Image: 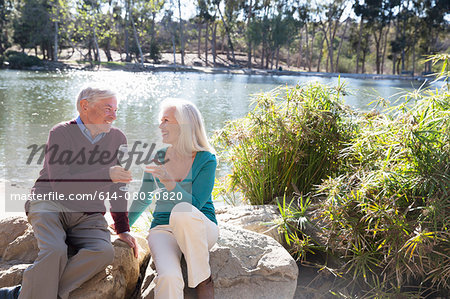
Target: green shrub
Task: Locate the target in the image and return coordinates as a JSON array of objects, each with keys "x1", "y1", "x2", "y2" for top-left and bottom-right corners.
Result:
[
  {"x1": 336, "y1": 56, "x2": 354, "y2": 74},
  {"x1": 213, "y1": 81, "x2": 355, "y2": 205},
  {"x1": 215, "y1": 54, "x2": 449, "y2": 297},
  {"x1": 5, "y1": 50, "x2": 42, "y2": 69},
  {"x1": 149, "y1": 43, "x2": 162, "y2": 63},
  {"x1": 314, "y1": 78, "x2": 449, "y2": 296}
]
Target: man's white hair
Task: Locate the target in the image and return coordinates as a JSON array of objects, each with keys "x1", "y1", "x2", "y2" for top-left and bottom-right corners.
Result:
[
  {"x1": 76, "y1": 86, "x2": 116, "y2": 112},
  {"x1": 159, "y1": 98, "x2": 215, "y2": 156}
]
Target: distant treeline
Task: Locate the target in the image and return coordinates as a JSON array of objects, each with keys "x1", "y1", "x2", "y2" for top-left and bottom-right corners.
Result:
[{"x1": 0, "y1": 0, "x2": 449, "y2": 74}]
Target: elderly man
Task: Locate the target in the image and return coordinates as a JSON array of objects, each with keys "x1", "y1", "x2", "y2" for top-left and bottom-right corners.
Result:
[{"x1": 0, "y1": 86, "x2": 138, "y2": 299}]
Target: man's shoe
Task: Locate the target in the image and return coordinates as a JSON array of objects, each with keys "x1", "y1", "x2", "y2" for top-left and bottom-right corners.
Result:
[
  {"x1": 0, "y1": 285, "x2": 21, "y2": 299},
  {"x1": 196, "y1": 276, "x2": 214, "y2": 299}
]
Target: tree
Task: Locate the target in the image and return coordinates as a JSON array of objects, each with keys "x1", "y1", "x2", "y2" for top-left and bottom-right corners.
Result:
[
  {"x1": 13, "y1": 0, "x2": 54, "y2": 59},
  {"x1": 295, "y1": 3, "x2": 309, "y2": 69},
  {"x1": 317, "y1": 0, "x2": 348, "y2": 73},
  {"x1": 0, "y1": 0, "x2": 13, "y2": 55},
  {"x1": 354, "y1": 0, "x2": 401, "y2": 74},
  {"x1": 335, "y1": 17, "x2": 350, "y2": 71},
  {"x1": 215, "y1": 0, "x2": 238, "y2": 64},
  {"x1": 417, "y1": 0, "x2": 449, "y2": 73},
  {"x1": 177, "y1": 0, "x2": 184, "y2": 65}
]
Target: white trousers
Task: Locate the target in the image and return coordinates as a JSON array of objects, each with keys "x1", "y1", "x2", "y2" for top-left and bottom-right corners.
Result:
[{"x1": 147, "y1": 202, "x2": 219, "y2": 299}]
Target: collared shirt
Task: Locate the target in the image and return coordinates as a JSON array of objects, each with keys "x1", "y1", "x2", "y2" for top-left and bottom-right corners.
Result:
[{"x1": 76, "y1": 116, "x2": 106, "y2": 144}]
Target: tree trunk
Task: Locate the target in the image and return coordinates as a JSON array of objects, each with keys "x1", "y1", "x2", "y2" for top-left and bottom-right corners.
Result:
[
  {"x1": 298, "y1": 30, "x2": 303, "y2": 69},
  {"x1": 309, "y1": 26, "x2": 315, "y2": 72},
  {"x1": 362, "y1": 50, "x2": 367, "y2": 73},
  {"x1": 412, "y1": 39, "x2": 415, "y2": 77},
  {"x1": 275, "y1": 47, "x2": 280, "y2": 69},
  {"x1": 247, "y1": 0, "x2": 253, "y2": 68},
  {"x1": 212, "y1": 22, "x2": 217, "y2": 67},
  {"x1": 305, "y1": 23, "x2": 309, "y2": 71},
  {"x1": 48, "y1": 43, "x2": 54, "y2": 61},
  {"x1": 217, "y1": 4, "x2": 236, "y2": 64},
  {"x1": 317, "y1": 37, "x2": 324, "y2": 72},
  {"x1": 327, "y1": 27, "x2": 334, "y2": 73},
  {"x1": 197, "y1": 23, "x2": 201, "y2": 58},
  {"x1": 392, "y1": 53, "x2": 396, "y2": 75},
  {"x1": 130, "y1": 11, "x2": 144, "y2": 66},
  {"x1": 287, "y1": 43, "x2": 290, "y2": 68},
  {"x1": 205, "y1": 22, "x2": 208, "y2": 65},
  {"x1": 41, "y1": 43, "x2": 46, "y2": 60},
  {"x1": 87, "y1": 44, "x2": 92, "y2": 63},
  {"x1": 261, "y1": 38, "x2": 265, "y2": 68},
  {"x1": 335, "y1": 18, "x2": 349, "y2": 73},
  {"x1": 172, "y1": 22, "x2": 176, "y2": 64},
  {"x1": 104, "y1": 40, "x2": 113, "y2": 62},
  {"x1": 151, "y1": 12, "x2": 156, "y2": 43},
  {"x1": 177, "y1": 0, "x2": 184, "y2": 65},
  {"x1": 124, "y1": 0, "x2": 131, "y2": 62},
  {"x1": 401, "y1": 11, "x2": 406, "y2": 72},
  {"x1": 373, "y1": 29, "x2": 382, "y2": 74},
  {"x1": 53, "y1": 21, "x2": 58, "y2": 62},
  {"x1": 93, "y1": 26, "x2": 100, "y2": 63},
  {"x1": 381, "y1": 21, "x2": 390, "y2": 74},
  {"x1": 247, "y1": 42, "x2": 252, "y2": 68},
  {"x1": 355, "y1": 17, "x2": 363, "y2": 73}
]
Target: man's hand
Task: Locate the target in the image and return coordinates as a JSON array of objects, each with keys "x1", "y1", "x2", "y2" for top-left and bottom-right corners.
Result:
[
  {"x1": 109, "y1": 166, "x2": 132, "y2": 183},
  {"x1": 118, "y1": 232, "x2": 139, "y2": 258}
]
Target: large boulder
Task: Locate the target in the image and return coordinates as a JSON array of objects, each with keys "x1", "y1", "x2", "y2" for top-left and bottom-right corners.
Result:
[
  {"x1": 0, "y1": 217, "x2": 38, "y2": 263},
  {"x1": 140, "y1": 223, "x2": 298, "y2": 299},
  {"x1": 0, "y1": 216, "x2": 150, "y2": 299},
  {"x1": 215, "y1": 205, "x2": 283, "y2": 243}
]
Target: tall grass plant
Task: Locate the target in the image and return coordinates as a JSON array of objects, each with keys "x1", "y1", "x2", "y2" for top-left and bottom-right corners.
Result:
[
  {"x1": 314, "y1": 58, "x2": 449, "y2": 296},
  {"x1": 214, "y1": 55, "x2": 449, "y2": 297},
  {"x1": 213, "y1": 81, "x2": 354, "y2": 205}
]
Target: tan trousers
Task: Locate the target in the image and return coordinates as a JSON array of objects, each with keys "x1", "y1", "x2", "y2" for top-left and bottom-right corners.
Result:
[
  {"x1": 148, "y1": 202, "x2": 219, "y2": 299},
  {"x1": 19, "y1": 201, "x2": 114, "y2": 299}
]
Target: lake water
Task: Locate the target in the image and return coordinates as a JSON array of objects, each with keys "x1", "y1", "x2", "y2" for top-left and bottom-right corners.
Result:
[{"x1": 0, "y1": 69, "x2": 440, "y2": 206}]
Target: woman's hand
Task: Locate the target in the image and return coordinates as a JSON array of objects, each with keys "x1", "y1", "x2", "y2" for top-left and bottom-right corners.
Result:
[{"x1": 144, "y1": 165, "x2": 176, "y2": 191}]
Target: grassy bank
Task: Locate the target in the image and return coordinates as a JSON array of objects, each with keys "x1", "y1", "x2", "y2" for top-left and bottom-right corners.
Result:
[{"x1": 213, "y1": 55, "x2": 449, "y2": 297}]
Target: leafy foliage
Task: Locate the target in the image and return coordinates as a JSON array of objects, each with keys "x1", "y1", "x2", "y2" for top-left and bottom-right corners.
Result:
[
  {"x1": 213, "y1": 81, "x2": 354, "y2": 205},
  {"x1": 216, "y1": 54, "x2": 450, "y2": 297},
  {"x1": 5, "y1": 50, "x2": 42, "y2": 69}
]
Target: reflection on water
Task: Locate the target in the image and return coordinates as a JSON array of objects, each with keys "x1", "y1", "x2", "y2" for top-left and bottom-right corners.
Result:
[{"x1": 0, "y1": 69, "x2": 440, "y2": 191}]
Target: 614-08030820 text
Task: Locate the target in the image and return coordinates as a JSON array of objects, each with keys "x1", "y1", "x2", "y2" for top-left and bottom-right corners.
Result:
[{"x1": 9, "y1": 191, "x2": 184, "y2": 201}]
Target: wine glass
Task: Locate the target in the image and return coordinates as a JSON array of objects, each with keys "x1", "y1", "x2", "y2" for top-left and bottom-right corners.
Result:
[
  {"x1": 143, "y1": 155, "x2": 166, "y2": 195},
  {"x1": 151, "y1": 173, "x2": 166, "y2": 194},
  {"x1": 118, "y1": 143, "x2": 129, "y2": 192}
]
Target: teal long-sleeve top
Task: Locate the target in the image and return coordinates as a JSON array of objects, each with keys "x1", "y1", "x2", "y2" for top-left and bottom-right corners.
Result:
[{"x1": 128, "y1": 149, "x2": 218, "y2": 228}]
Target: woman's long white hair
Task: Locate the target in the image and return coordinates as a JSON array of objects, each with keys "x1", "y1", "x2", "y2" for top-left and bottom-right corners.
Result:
[{"x1": 159, "y1": 98, "x2": 215, "y2": 156}]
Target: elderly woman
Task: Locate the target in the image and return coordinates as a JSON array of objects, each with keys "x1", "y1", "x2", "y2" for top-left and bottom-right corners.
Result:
[{"x1": 128, "y1": 99, "x2": 218, "y2": 299}]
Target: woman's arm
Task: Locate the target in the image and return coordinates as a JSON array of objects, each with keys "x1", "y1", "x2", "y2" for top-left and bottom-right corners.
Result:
[
  {"x1": 128, "y1": 172, "x2": 156, "y2": 227},
  {"x1": 171, "y1": 153, "x2": 217, "y2": 210}
]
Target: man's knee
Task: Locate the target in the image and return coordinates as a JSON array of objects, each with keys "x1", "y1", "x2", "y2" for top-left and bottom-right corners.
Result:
[
  {"x1": 91, "y1": 241, "x2": 114, "y2": 266},
  {"x1": 39, "y1": 242, "x2": 68, "y2": 260},
  {"x1": 82, "y1": 241, "x2": 114, "y2": 269}
]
